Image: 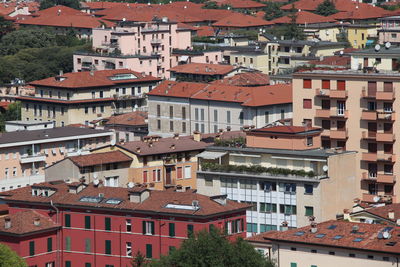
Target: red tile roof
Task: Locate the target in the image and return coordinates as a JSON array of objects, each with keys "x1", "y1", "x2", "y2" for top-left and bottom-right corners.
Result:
[
  {"x1": 309, "y1": 55, "x2": 350, "y2": 67},
  {"x1": 0, "y1": 210, "x2": 59, "y2": 236},
  {"x1": 195, "y1": 26, "x2": 215, "y2": 37},
  {"x1": 247, "y1": 220, "x2": 400, "y2": 254},
  {"x1": 213, "y1": 0, "x2": 266, "y2": 9},
  {"x1": 169, "y1": 63, "x2": 236, "y2": 75},
  {"x1": 84, "y1": 1, "x2": 128, "y2": 10},
  {"x1": 270, "y1": 11, "x2": 336, "y2": 24},
  {"x1": 19, "y1": 5, "x2": 114, "y2": 29},
  {"x1": 251, "y1": 125, "x2": 321, "y2": 134},
  {"x1": 352, "y1": 203, "x2": 400, "y2": 223},
  {"x1": 29, "y1": 69, "x2": 160, "y2": 89},
  {"x1": 2, "y1": 182, "x2": 250, "y2": 217},
  {"x1": 211, "y1": 72, "x2": 270, "y2": 86},
  {"x1": 212, "y1": 12, "x2": 272, "y2": 27},
  {"x1": 148, "y1": 81, "x2": 292, "y2": 107},
  {"x1": 105, "y1": 111, "x2": 147, "y2": 127},
  {"x1": 68, "y1": 150, "x2": 132, "y2": 167}
]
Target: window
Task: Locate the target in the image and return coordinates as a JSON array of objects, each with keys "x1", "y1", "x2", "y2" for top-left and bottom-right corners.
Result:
[
  {"x1": 157, "y1": 120, "x2": 161, "y2": 130},
  {"x1": 205, "y1": 177, "x2": 213, "y2": 187},
  {"x1": 329, "y1": 251, "x2": 335, "y2": 255},
  {"x1": 214, "y1": 110, "x2": 218, "y2": 122},
  {"x1": 85, "y1": 216, "x2": 91, "y2": 229},
  {"x1": 264, "y1": 111, "x2": 269, "y2": 124},
  {"x1": 65, "y1": 237, "x2": 71, "y2": 251},
  {"x1": 322, "y1": 80, "x2": 330, "y2": 89},
  {"x1": 126, "y1": 219, "x2": 132, "y2": 232},
  {"x1": 239, "y1": 112, "x2": 244, "y2": 125},
  {"x1": 182, "y1": 107, "x2": 186, "y2": 119},
  {"x1": 126, "y1": 242, "x2": 132, "y2": 257},
  {"x1": 260, "y1": 203, "x2": 277, "y2": 213},
  {"x1": 143, "y1": 221, "x2": 155, "y2": 235},
  {"x1": 29, "y1": 241, "x2": 39, "y2": 260},
  {"x1": 187, "y1": 224, "x2": 194, "y2": 237},
  {"x1": 303, "y1": 79, "x2": 312, "y2": 88},
  {"x1": 281, "y1": 109, "x2": 285, "y2": 119},
  {"x1": 349, "y1": 254, "x2": 355, "y2": 258},
  {"x1": 47, "y1": 237, "x2": 52, "y2": 252},
  {"x1": 99, "y1": 91, "x2": 103, "y2": 98},
  {"x1": 169, "y1": 121, "x2": 174, "y2": 132},
  {"x1": 65, "y1": 261, "x2": 71, "y2": 267},
  {"x1": 337, "y1": 80, "x2": 346, "y2": 90},
  {"x1": 169, "y1": 223, "x2": 175, "y2": 237},
  {"x1": 85, "y1": 106, "x2": 88, "y2": 114},
  {"x1": 247, "y1": 223, "x2": 258, "y2": 233},
  {"x1": 146, "y1": 244, "x2": 152, "y2": 258},
  {"x1": 157, "y1": 105, "x2": 161, "y2": 117},
  {"x1": 105, "y1": 240, "x2": 111, "y2": 255},
  {"x1": 305, "y1": 206, "x2": 314, "y2": 216},
  {"x1": 182, "y1": 122, "x2": 186, "y2": 133},
  {"x1": 143, "y1": 171, "x2": 148, "y2": 183},
  {"x1": 304, "y1": 184, "x2": 313, "y2": 194},
  {"x1": 303, "y1": 99, "x2": 312, "y2": 109},
  {"x1": 307, "y1": 137, "x2": 313, "y2": 146},
  {"x1": 280, "y1": 204, "x2": 297, "y2": 215},
  {"x1": 227, "y1": 111, "x2": 231, "y2": 124},
  {"x1": 195, "y1": 108, "x2": 199, "y2": 120},
  {"x1": 177, "y1": 167, "x2": 183, "y2": 179},
  {"x1": 91, "y1": 91, "x2": 95, "y2": 99},
  {"x1": 200, "y1": 109, "x2": 205, "y2": 121},
  {"x1": 184, "y1": 166, "x2": 191, "y2": 179},
  {"x1": 65, "y1": 214, "x2": 71, "y2": 227},
  {"x1": 105, "y1": 217, "x2": 111, "y2": 231},
  {"x1": 85, "y1": 238, "x2": 91, "y2": 253},
  {"x1": 290, "y1": 263, "x2": 297, "y2": 267},
  {"x1": 169, "y1": 106, "x2": 173, "y2": 118}
]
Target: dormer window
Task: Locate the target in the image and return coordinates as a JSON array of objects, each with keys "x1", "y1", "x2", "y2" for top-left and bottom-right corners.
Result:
[{"x1": 32, "y1": 189, "x2": 38, "y2": 196}]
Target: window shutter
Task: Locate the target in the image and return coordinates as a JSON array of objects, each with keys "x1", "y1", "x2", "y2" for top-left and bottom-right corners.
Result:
[
  {"x1": 85, "y1": 216, "x2": 91, "y2": 229},
  {"x1": 47, "y1": 237, "x2": 52, "y2": 252},
  {"x1": 146, "y1": 244, "x2": 152, "y2": 258},
  {"x1": 322, "y1": 80, "x2": 330, "y2": 89},
  {"x1": 303, "y1": 79, "x2": 312, "y2": 88},
  {"x1": 187, "y1": 224, "x2": 194, "y2": 237},
  {"x1": 151, "y1": 221, "x2": 155, "y2": 235},
  {"x1": 29, "y1": 241, "x2": 35, "y2": 256},
  {"x1": 241, "y1": 219, "x2": 244, "y2": 232},
  {"x1": 105, "y1": 217, "x2": 111, "y2": 231},
  {"x1": 65, "y1": 214, "x2": 71, "y2": 227},
  {"x1": 105, "y1": 240, "x2": 111, "y2": 255},
  {"x1": 142, "y1": 221, "x2": 146, "y2": 234},
  {"x1": 65, "y1": 261, "x2": 71, "y2": 267},
  {"x1": 224, "y1": 221, "x2": 228, "y2": 234},
  {"x1": 169, "y1": 223, "x2": 175, "y2": 237},
  {"x1": 303, "y1": 99, "x2": 312, "y2": 109},
  {"x1": 337, "y1": 80, "x2": 346, "y2": 91}
]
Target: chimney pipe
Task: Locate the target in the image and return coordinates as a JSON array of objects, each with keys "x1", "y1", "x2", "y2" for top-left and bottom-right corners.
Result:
[
  {"x1": 193, "y1": 131, "x2": 201, "y2": 142},
  {"x1": 4, "y1": 217, "x2": 11, "y2": 229},
  {"x1": 281, "y1": 221, "x2": 288, "y2": 231},
  {"x1": 33, "y1": 217, "x2": 40, "y2": 226},
  {"x1": 310, "y1": 222, "x2": 317, "y2": 233},
  {"x1": 388, "y1": 209, "x2": 395, "y2": 220}
]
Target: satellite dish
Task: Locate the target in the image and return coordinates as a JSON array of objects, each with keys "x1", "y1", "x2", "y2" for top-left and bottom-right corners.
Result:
[
  {"x1": 322, "y1": 165, "x2": 329, "y2": 172},
  {"x1": 385, "y1": 42, "x2": 391, "y2": 49},
  {"x1": 122, "y1": 18, "x2": 126, "y2": 22},
  {"x1": 375, "y1": 44, "x2": 381, "y2": 52},
  {"x1": 93, "y1": 179, "x2": 99, "y2": 186},
  {"x1": 373, "y1": 196, "x2": 380, "y2": 202},
  {"x1": 340, "y1": 50, "x2": 344, "y2": 55},
  {"x1": 128, "y1": 182, "x2": 134, "y2": 188},
  {"x1": 383, "y1": 231, "x2": 391, "y2": 239}
]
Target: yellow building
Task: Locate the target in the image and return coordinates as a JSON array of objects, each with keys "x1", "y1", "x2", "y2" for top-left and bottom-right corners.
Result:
[
  {"x1": 346, "y1": 24, "x2": 378, "y2": 49},
  {"x1": 18, "y1": 69, "x2": 161, "y2": 127}
]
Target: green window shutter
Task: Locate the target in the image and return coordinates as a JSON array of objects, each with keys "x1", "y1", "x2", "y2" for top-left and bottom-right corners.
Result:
[
  {"x1": 290, "y1": 263, "x2": 297, "y2": 267},
  {"x1": 105, "y1": 217, "x2": 111, "y2": 231},
  {"x1": 151, "y1": 221, "x2": 155, "y2": 235},
  {"x1": 85, "y1": 238, "x2": 91, "y2": 253},
  {"x1": 224, "y1": 221, "x2": 228, "y2": 234},
  {"x1": 85, "y1": 263, "x2": 91, "y2": 267},
  {"x1": 187, "y1": 224, "x2": 194, "y2": 237},
  {"x1": 169, "y1": 223, "x2": 175, "y2": 237},
  {"x1": 85, "y1": 216, "x2": 91, "y2": 229},
  {"x1": 146, "y1": 244, "x2": 153, "y2": 258},
  {"x1": 65, "y1": 261, "x2": 71, "y2": 267},
  {"x1": 65, "y1": 214, "x2": 71, "y2": 227},
  {"x1": 142, "y1": 221, "x2": 146, "y2": 234},
  {"x1": 65, "y1": 237, "x2": 71, "y2": 251},
  {"x1": 29, "y1": 241, "x2": 35, "y2": 256},
  {"x1": 47, "y1": 237, "x2": 52, "y2": 252},
  {"x1": 105, "y1": 240, "x2": 111, "y2": 255},
  {"x1": 305, "y1": 206, "x2": 314, "y2": 216}
]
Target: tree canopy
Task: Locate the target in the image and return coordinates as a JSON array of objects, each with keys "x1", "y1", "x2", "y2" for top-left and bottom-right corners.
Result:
[
  {"x1": 0, "y1": 243, "x2": 27, "y2": 267},
  {"x1": 315, "y1": 0, "x2": 338, "y2": 16},
  {"x1": 149, "y1": 229, "x2": 274, "y2": 267},
  {"x1": 263, "y1": 2, "x2": 286, "y2": 21},
  {"x1": 40, "y1": 0, "x2": 81, "y2": 10}
]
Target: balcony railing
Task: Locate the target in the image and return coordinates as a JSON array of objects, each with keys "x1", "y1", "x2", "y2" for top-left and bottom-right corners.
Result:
[
  {"x1": 315, "y1": 109, "x2": 348, "y2": 118},
  {"x1": 20, "y1": 154, "x2": 46, "y2": 164},
  {"x1": 377, "y1": 111, "x2": 396, "y2": 121},
  {"x1": 151, "y1": 39, "x2": 162, "y2": 45},
  {"x1": 113, "y1": 93, "x2": 145, "y2": 100},
  {"x1": 361, "y1": 152, "x2": 396, "y2": 162},
  {"x1": 362, "y1": 193, "x2": 394, "y2": 204},
  {"x1": 361, "y1": 110, "x2": 377, "y2": 120},
  {"x1": 315, "y1": 88, "x2": 347, "y2": 98},
  {"x1": 376, "y1": 132, "x2": 396, "y2": 142},
  {"x1": 322, "y1": 129, "x2": 348, "y2": 139},
  {"x1": 376, "y1": 91, "x2": 395, "y2": 101}
]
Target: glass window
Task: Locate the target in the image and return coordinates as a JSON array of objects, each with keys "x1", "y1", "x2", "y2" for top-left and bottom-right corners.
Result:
[
  {"x1": 305, "y1": 206, "x2": 314, "y2": 216},
  {"x1": 304, "y1": 184, "x2": 313, "y2": 194}
]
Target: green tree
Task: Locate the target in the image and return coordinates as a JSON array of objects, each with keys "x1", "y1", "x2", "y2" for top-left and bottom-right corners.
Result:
[
  {"x1": 131, "y1": 250, "x2": 149, "y2": 267},
  {"x1": 263, "y1": 2, "x2": 286, "y2": 21},
  {"x1": 282, "y1": 11, "x2": 305, "y2": 40},
  {"x1": 315, "y1": 0, "x2": 338, "y2": 16},
  {"x1": 0, "y1": 243, "x2": 27, "y2": 267},
  {"x1": 0, "y1": 16, "x2": 14, "y2": 38},
  {"x1": 151, "y1": 229, "x2": 274, "y2": 267},
  {"x1": 40, "y1": 0, "x2": 81, "y2": 10},
  {"x1": 0, "y1": 102, "x2": 22, "y2": 131}
]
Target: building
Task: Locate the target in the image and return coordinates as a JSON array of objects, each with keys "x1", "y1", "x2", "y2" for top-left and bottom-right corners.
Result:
[
  {"x1": 147, "y1": 81, "x2": 292, "y2": 137},
  {"x1": 5, "y1": 120, "x2": 55, "y2": 132},
  {"x1": 292, "y1": 69, "x2": 399, "y2": 203},
  {"x1": 350, "y1": 45, "x2": 400, "y2": 71},
  {"x1": 45, "y1": 150, "x2": 133, "y2": 187},
  {"x1": 0, "y1": 126, "x2": 113, "y2": 191},
  {"x1": 0, "y1": 181, "x2": 249, "y2": 265},
  {"x1": 248, "y1": 220, "x2": 400, "y2": 267},
  {"x1": 18, "y1": 69, "x2": 161, "y2": 127},
  {"x1": 101, "y1": 111, "x2": 148, "y2": 142},
  {"x1": 345, "y1": 201, "x2": 400, "y2": 225},
  {"x1": 379, "y1": 15, "x2": 400, "y2": 44},
  {"x1": 212, "y1": 12, "x2": 272, "y2": 32},
  {"x1": 196, "y1": 126, "x2": 357, "y2": 235},
  {"x1": 211, "y1": 71, "x2": 270, "y2": 86},
  {"x1": 346, "y1": 24, "x2": 377, "y2": 49},
  {"x1": 73, "y1": 19, "x2": 222, "y2": 79},
  {"x1": 169, "y1": 63, "x2": 240, "y2": 82}
]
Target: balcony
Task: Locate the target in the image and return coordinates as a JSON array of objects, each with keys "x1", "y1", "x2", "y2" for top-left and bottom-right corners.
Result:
[
  {"x1": 362, "y1": 131, "x2": 376, "y2": 140},
  {"x1": 362, "y1": 193, "x2": 394, "y2": 204},
  {"x1": 315, "y1": 109, "x2": 330, "y2": 118},
  {"x1": 362, "y1": 172, "x2": 396, "y2": 183},
  {"x1": 361, "y1": 152, "x2": 396, "y2": 162},
  {"x1": 20, "y1": 154, "x2": 46, "y2": 164},
  {"x1": 377, "y1": 111, "x2": 396, "y2": 121},
  {"x1": 376, "y1": 132, "x2": 396, "y2": 142},
  {"x1": 361, "y1": 110, "x2": 377, "y2": 120},
  {"x1": 315, "y1": 109, "x2": 348, "y2": 119},
  {"x1": 376, "y1": 91, "x2": 395, "y2": 101},
  {"x1": 113, "y1": 94, "x2": 145, "y2": 100},
  {"x1": 151, "y1": 39, "x2": 162, "y2": 45},
  {"x1": 322, "y1": 129, "x2": 348, "y2": 139},
  {"x1": 315, "y1": 88, "x2": 347, "y2": 98},
  {"x1": 361, "y1": 89, "x2": 376, "y2": 98}
]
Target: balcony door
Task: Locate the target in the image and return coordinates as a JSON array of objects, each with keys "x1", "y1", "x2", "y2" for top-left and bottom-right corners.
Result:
[
  {"x1": 337, "y1": 101, "x2": 345, "y2": 116},
  {"x1": 368, "y1": 123, "x2": 377, "y2": 138},
  {"x1": 165, "y1": 167, "x2": 172, "y2": 185}
]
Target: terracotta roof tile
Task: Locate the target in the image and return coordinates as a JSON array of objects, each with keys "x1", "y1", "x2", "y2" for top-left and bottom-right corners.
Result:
[
  {"x1": 105, "y1": 111, "x2": 147, "y2": 127},
  {"x1": 248, "y1": 220, "x2": 400, "y2": 254},
  {"x1": 251, "y1": 125, "x2": 321, "y2": 134},
  {"x1": 270, "y1": 11, "x2": 336, "y2": 24},
  {"x1": 353, "y1": 203, "x2": 400, "y2": 223},
  {"x1": 211, "y1": 72, "x2": 270, "y2": 86},
  {"x1": 213, "y1": 0, "x2": 266, "y2": 9},
  {"x1": 68, "y1": 150, "x2": 132, "y2": 167},
  {"x1": 195, "y1": 26, "x2": 215, "y2": 37},
  {"x1": 309, "y1": 55, "x2": 350, "y2": 67},
  {"x1": 29, "y1": 69, "x2": 160, "y2": 89},
  {"x1": 212, "y1": 12, "x2": 272, "y2": 27},
  {"x1": 169, "y1": 63, "x2": 236, "y2": 75}
]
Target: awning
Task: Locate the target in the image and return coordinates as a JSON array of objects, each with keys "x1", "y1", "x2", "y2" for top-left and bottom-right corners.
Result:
[
  {"x1": 178, "y1": 55, "x2": 189, "y2": 62},
  {"x1": 197, "y1": 151, "x2": 226, "y2": 160}
]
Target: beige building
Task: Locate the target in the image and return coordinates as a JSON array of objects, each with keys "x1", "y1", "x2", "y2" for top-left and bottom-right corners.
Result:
[
  {"x1": 18, "y1": 69, "x2": 161, "y2": 127},
  {"x1": 345, "y1": 201, "x2": 400, "y2": 225},
  {"x1": 350, "y1": 46, "x2": 400, "y2": 71},
  {"x1": 196, "y1": 126, "x2": 357, "y2": 235},
  {"x1": 248, "y1": 220, "x2": 400, "y2": 267},
  {"x1": 292, "y1": 70, "x2": 399, "y2": 203}
]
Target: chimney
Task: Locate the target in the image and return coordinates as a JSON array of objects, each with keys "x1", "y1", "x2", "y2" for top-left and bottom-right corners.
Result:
[
  {"x1": 310, "y1": 222, "x2": 317, "y2": 233},
  {"x1": 170, "y1": 144, "x2": 176, "y2": 150},
  {"x1": 33, "y1": 217, "x2": 40, "y2": 226},
  {"x1": 388, "y1": 209, "x2": 395, "y2": 220},
  {"x1": 59, "y1": 70, "x2": 63, "y2": 76},
  {"x1": 281, "y1": 221, "x2": 288, "y2": 231},
  {"x1": 193, "y1": 131, "x2": 201, "y2": 142},
  {"x1": 129, "y1": 189, "x2": 150, "y2": 203},
  {"x1": 136, "y1": 147, "x2": 141, "y2": 153},
  {"x1": 173, "y1": 133, "x2": 179, "y2": 140},
  {"x1": 4, "y1": 217, "x2": 11, "y2": 229},
  {"x1": 148, "y1": 141, "x2": 153, "y2": 147}
]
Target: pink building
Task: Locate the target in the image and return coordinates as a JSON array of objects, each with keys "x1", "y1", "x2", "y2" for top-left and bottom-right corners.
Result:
[
  {"x1": 73, "y1": 19, "x2": 223, "y2": 78},
  {"x1": 0, "y1": 127, "x2": 113, "y2": 191}
]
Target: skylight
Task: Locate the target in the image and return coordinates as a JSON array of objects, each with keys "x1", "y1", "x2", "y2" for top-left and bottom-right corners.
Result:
[
  {"x1": 353, "y1": 238, "x2": 363, "y2": 242},
  {"x1": 315, "y1": 234, "x2": 326, "y2": 238},
  {"x1": 327, "y1": 225, "x2": 337, "y2": 230},
  {"x1": 386, "y1": 241, "x2": 397, "y2": 246},
  {"x1": 109, "y1": 73, "x2": 137, "y2": 80},
  {"x1": 105, "y1": 198, "x2": 123, "y2": 205},
  {"x1": 294, "y1": 231, "x2": 305, "y2": 236},
  {"x1": 333, "y1": 235, "x2": 343, "y2": 240},
  {"x1": 164, "y1": 203, "x2": 200, "y2": 211},
  {"x1": 79, "y1": 196, "x2": 103, "y2": 203}
]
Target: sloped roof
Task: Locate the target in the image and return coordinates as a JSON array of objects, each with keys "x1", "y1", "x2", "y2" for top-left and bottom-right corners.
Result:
[
  {"x1": 169, "y1": 63, "x2": 236, "y2": 75},
  {"x1": 105, "y1": 111, "x2": 148, "y2": 126},
  {"x1": 68, "y1": 150, "x2": 132, "y2": 167},
  {"x1": 352, "y1": 203, "x2": 400, "y2": 223},
  {"x1": 196, "y1": 26, "x2": 215, "y2": 37},
  {"x1": 211, "y1": 72, "x2": 270, "y2": 86},
  {"x1": 270, "y1": 11, "x2": 336, "y2": 24},
  {"x1": 309, "y1": 55, "x2": 350, "y2": 67},
  {"x1": 29, "y1": 69, "x2": 160, "y2": 89},
  {"x1": 251, "y1": 125, "x2": 321, "y2": 134},
  {"x1": 212, "y1": 12, "x2": 272, "y2": 27},
  {"x1": 213, "y1": 0, "x2": 266, "y2": 9}
]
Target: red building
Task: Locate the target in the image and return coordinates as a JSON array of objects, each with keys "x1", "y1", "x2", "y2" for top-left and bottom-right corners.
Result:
[{"x1": 0, "y1": 181, "x2": 249, "y2": 267}]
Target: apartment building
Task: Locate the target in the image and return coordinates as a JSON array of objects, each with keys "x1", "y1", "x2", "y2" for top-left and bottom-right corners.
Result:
[
  {"x1": 0, "y1": 181, "x2": 248, "y2": 266},
  {"x1": 18, "y1": 69, "x2": 160, "y2": 127},
  {"x1": 350, "y1": 46, "x2": 400, "y2": 71},
  {"x1": 345, "y1": 201, "x2": 400, "y2": 225},
  {"x1": 102, "y1": 110, "x2": 148, "y2": 142},
  {"x1": 0, "y1": 127, "x2": 113, "y2": 191},
  {"x1": 379, "y1": 15, "x2": 400, "y2": 44},
  {"x1": 196, "y1": 126, "x2": 357, "y2": 235},
  {"x1": 73, "y1": 19, "x2": 222, "y2": 79},
  {"x1": 292, "y1": 70, "x2": 399, "y2": 204},
  {"x1": 248, "y1": 220, "x2": 400, "y2": 267},
  {"x1": 169, "y1": 63, "x2": 240, "y2": 82},
  {"x1": 147, "y1": 81, "x2": 292, "y2": 137},
  {"x1": 45, "y1": 150, "x2": 133, "y2": 187}
]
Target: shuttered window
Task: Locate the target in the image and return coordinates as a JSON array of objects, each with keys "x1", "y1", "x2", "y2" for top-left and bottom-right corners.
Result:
[
  {"x1": 169, "y1": 223, "x2": 176, "y2": 237},
  {"x1": 337, "y1": 80, "x2": 346, "y2": 91},
  {"x1": 177, "y1": 167, "x2": 183, "y2": 179},
  {"x1": 47, "y1": 237, "x2": 52, "y2": 252},
  {"x1": 187, "y1": 224, "x2": 194, "y2": 237},
  {"x1": 384, "y1": 82, "x2": 393, "y2": 92},
  {"x1": 105, "y1": 217, "x2": 111, "y2": 231},
  {"x1": 105, "y1": 240, "x2": 111, "y2": 255},
  {"x1": 303, "y1": 79, "x2": 312, "y2": 88},
  {"x1": 85, "y1": 216, "x2": 91, "y2": 229},
  {"x1": 65, "y1": 214, "x2": 71, "y2": 227},
  {"x1": 29, "y1": 241, "x2": 35, "y2": 256},
  {"x1": 322, "y1": 80, "x2": 330, "y2": 89},
  {"x1": 303, "y1": 99, "x2": 312, "y2": 109},
  {"x1": 146, "y1": 244, "x2": 153, "y2": 258}
]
